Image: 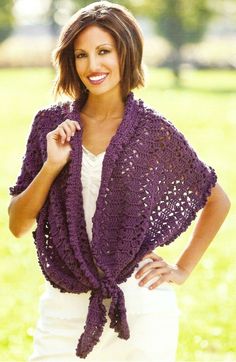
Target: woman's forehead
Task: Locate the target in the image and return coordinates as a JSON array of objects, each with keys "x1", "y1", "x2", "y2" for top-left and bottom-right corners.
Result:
[{"x1": 74, "y1": 25, "x2": 115, "y2": 49}]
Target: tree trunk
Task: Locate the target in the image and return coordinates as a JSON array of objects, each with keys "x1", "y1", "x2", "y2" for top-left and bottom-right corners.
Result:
[{"x1": 170, "y1": 47, "x2": 182, "y2": 81}]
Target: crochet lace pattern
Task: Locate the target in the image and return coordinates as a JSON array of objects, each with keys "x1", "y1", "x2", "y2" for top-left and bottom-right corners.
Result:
[{"x1": 9, "y1": 91, "x2": 217, "y2": 358}]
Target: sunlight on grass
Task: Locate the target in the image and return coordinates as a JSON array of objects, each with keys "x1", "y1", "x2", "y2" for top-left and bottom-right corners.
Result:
[{"x1": 1, "y1": 67, "x2": 235, "y2": 362}]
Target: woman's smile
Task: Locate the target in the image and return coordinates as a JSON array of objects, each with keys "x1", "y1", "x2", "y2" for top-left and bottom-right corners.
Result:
[{"x1": 87, "y1": 72, "x2": 109, "y2": 85}]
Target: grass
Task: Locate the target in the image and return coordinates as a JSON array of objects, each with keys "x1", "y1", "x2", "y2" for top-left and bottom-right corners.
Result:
[{"x1": 0, "y1": 67, "x2": 235, "y2": 362}]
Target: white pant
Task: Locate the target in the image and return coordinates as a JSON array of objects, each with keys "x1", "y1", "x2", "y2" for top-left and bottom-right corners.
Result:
[{"x1": 29, "y1": 260, "x2": 180, "y2": 362}]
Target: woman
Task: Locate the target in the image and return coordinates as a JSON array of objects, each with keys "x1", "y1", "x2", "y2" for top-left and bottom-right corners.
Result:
[{"x1": 8, "y1": 1, "x2": 230, "y2": 361}]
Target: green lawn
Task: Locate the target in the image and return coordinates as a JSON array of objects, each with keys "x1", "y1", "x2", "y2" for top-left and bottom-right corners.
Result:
[{"x1": 1, "y1": 67, "x2": 235, "y2": 362}]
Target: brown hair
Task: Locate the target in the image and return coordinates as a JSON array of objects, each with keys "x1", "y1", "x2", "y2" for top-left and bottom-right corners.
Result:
[{"x1": 51, "y1": 0, "x2": 145, "y2": 102}]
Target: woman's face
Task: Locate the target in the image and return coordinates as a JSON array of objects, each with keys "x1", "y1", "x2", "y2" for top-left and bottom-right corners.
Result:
[{"x1": 74, "y1": 25, "x2": 121, "y2": 98}]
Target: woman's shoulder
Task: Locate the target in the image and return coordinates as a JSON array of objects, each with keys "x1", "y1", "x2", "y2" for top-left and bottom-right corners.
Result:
[
  {"x1": 137, "y1": 97, "x2": 191, "y2": 148},
  {"x1": 31, "y1": 100, "x2": 74, "y2": 131},
  {"x1": 34, "y1": 100, "x2": 73, "y2": 120},
  {"x1": 138, "y1": 98, "x2": 177, "y2": 132}
]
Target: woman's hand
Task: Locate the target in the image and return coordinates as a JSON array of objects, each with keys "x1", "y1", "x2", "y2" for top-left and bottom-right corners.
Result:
[
  {"x1": 46, "y1": 119, "x2": 81, "y2": 169},
  {"x1": 135, "y1": 252, "x2": 190, "y2": 290}
]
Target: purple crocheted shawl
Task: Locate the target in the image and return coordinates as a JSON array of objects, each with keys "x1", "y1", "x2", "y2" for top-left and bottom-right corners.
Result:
[{"x1": 10, "y1": 91, "x2": 217, "y2": 358}]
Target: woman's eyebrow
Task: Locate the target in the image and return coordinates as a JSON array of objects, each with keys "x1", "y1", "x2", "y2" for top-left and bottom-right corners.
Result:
[{"x1": 74, "y1": 43, "x2": 113, "y2": 51}]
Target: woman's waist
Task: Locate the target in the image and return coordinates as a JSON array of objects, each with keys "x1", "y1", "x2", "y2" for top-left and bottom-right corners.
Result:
[{"x1": 39, "y1": 259, "x2": 179, "y2": 319}]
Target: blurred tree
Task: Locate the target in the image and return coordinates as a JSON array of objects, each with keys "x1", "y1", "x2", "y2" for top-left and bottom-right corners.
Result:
[
  {"x1": 0, "y1": 0, "x2": 14, "y2": 43},
  {"x1": 46, "y1": 0, "x2": 76, "y2": 36},
  {"x1": 48, "y1": 0, "x2": 60, "y2": 36},
  {"x1": 152, "y1": 0, "x2": 213, "y2": 78}
]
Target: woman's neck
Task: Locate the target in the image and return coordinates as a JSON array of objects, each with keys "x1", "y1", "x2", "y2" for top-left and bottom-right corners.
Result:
[{"x1": 81, "y1": 90, "x2": 125, "y2": 124}]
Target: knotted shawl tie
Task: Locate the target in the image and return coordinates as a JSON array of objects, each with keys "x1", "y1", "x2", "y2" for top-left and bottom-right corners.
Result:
[{"x1": 76, "y1": 276, "x2": 130, "y2": 358}]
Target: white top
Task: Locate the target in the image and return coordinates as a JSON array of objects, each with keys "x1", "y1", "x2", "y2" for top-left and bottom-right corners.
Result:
[{"x1": 40, "y1": 145, "x2": 179, "y2": 319}]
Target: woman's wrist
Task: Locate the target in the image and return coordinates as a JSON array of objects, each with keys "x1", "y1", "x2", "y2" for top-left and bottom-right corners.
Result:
[
  {"x1": 43, "y1": 159, "x2": 66, "y2": 175},
  {"x1": 168, "y1": 264, "x2": 190, "y2": 285}
]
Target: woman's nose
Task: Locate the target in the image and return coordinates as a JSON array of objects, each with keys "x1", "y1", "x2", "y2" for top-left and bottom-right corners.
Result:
[{"x1": 87, "y1": 54, "x2": 100, "y2": 73}]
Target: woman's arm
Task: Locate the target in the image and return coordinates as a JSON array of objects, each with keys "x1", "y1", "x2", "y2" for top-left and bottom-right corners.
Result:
[
  {"x1": 174, "y1": 182, "x2": 231, "y2": 278},
  {"x1": 8, "y1": 119, "x2": 81, "y2": 238},
  {"x1": 135, "y1": 182, "x2": 231, "y2": 288},
  {"x1": 8, "y1": 161, "x2": 64, "y2": 238}
]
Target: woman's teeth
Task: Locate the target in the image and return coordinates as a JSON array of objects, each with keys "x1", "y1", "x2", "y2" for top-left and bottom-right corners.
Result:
[
  {"x1": 88, "y1": 74, "x2": 108, "y2": 84},
  {"x1": 89, "y1": 75, "x2": 106, "y2": 81}
]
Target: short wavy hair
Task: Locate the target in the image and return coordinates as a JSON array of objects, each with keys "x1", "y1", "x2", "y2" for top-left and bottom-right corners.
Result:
[{"x1": 51, "y1": 0, "x2": 145, "y2": 102}]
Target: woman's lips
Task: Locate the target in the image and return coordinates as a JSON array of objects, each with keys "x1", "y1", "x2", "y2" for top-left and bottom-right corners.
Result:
[{"x1": 87, "y1": 73, "x2": 109, "y2": 85}]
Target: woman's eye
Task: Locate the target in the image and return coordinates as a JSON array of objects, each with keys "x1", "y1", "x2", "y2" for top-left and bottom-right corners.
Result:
[
  {"x1": 75, "y1": 50, "x2": 110, "y2": 59},
  {"x1": 99, "y1": 49, "x2": 110, "y2": 55},
  {"x1": 76, "y1": 53, "x2": 86, "y2": 59}
]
